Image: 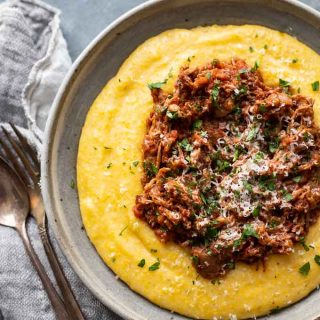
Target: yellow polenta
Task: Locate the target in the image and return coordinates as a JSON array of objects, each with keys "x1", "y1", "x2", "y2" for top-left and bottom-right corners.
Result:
[{"x1": 77, "y1": 25, "x2": 320, "y2": 319}]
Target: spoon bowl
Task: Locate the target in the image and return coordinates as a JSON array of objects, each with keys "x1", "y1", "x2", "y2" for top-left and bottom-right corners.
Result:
[{"x1": 0, "y1": 157, "x2": 29, "y2": 228}]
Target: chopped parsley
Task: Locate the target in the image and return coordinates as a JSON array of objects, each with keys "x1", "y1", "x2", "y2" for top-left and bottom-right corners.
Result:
[
  {"x1": 211, "y1": 84, "x2": 220, "y2": 107},
  {"x1": 150, "y1": 248, "x2": 158, "y2": 253},
  {"x1": 70, "y1": 179, "x2": 75, "y2": 189},
  {"x1": 132, "y1": 160, "x2": 139, "y2": 167},
  {"x1": 312, "y1": 81, "x2": 320, "y2": 92},
  {"x1": 279, "y1": 79, "x2": 290, "y2": 88},
  {"x1": 192, "y1": 119, "x2": 203, "y2": 130},
  {"x1": 191, "y1": 255, "x2": 199, "y2": 265},
  {"x1": 166, "y1": 110, "x2": 178, "y2": 119},
  {"x1": 243, "y1": 180, "x2": 253, "y2": 193},
  {"x1": 147, "y1": 80, "x2": 167, "y2": 89},
  {"x1": 106, "y1": 162, "x2": 112, "y2": 169},
  {"x1": 138, "y1": 259, "x2": 146, "y2": 268},
  {"x1": 252, "y1": 205, "x2": 261, "y2": 217},
  {"x1": 270, "y1": 306, "x2": 281, "y2": 314},
  {"x1": 292, "y1": 58, "x2": 298, "y2": 64},
  {"x1": 251, "y1": 60, "x2": 260, "y2": 72},
  {"x1": 104, "y1": 146, "x2": 112, "y2": 150},
  {"x1": 239, "y1": 68, "x2": 249, "y2": 75},
  {"x1": 268, "y1": 137, "x2": 280, "y2": 153},
  {"x1": 314, "y1": 255, "x2": 320, "y2": 266},
  {"x1": 249, "y1": 46, "x2": 254, "y2": 53},
  {"x1": 282, "y1": 190, "x2": 293, "y2": 202},
  {"x1": 264, "y1": 44, "x2": 268, "y2": 50},
  {"x1": 212, "y1": 59, "x2": 219, "y2": 66},
  {"x1": 268, "y1": 220, "x2": 280, "y2": 229},
  {"x1": 259, "y1": 176, "x2": 276, "y2": 191},
  {"x1": 242, "y1": 224, "x2": 259, "y2": 239},
  {"x1": 299, "y1": 262, "x2": 310, "y2": 276},
  {"x1": 149, "y1": 261, "x2": 160, "y2": 271},
  {"x1": 200, "y1": 130, "x2": 208, "y2": 138},
  {"x1": 143, "y1": 161, "x2": 158, "y2": 177},
  {"x1": 293, "y1": 175, "x2": 302, "y2": 183},
  {"x1": 216, "y1": 159, "x2": 231, "y2": 172},
  {"x1": 299, "y1": 238, "x2": 310, "y2": 251},
  {"x1": 259, "y1": 104, "x2": 267, "y2": 113},
  {"x1": 179, "y1": 138, "x2": 193, "y2": 152},
  {"x1": 206, "y1": 227, "x2": 219, "y2": 239},
  {"x1": 205, "y1": 72, "x2": 212, "y2": 79},
  {"x1": 246, "y1": 126, "x2": 259, "y2": 141}
]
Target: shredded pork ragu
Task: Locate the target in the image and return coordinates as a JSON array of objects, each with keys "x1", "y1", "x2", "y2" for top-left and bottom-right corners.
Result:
[{"x1": 133, "y1": 59, "x2": 320, "y2": 279}]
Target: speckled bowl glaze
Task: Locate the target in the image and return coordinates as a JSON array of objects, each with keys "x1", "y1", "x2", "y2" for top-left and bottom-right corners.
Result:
[{"x1": 42, "y1": 0, "x2": 320, "y2": 319}]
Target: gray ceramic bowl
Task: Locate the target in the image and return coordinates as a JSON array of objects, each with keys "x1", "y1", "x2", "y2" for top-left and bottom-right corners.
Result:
[{"x1": 42, "y1": 0, "x2": 320, "y2": 319}]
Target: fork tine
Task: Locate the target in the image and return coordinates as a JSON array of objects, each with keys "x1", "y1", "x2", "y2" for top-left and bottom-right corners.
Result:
[
  {"x1": 0, "y1": 136, "x2": 30, "y2": 186},
  {"x1": 1, "y1": 126, "x2": 38, "y2": 183},
  {"x1": 9, "y1": 123, "x2": 39, "y2": 168}
]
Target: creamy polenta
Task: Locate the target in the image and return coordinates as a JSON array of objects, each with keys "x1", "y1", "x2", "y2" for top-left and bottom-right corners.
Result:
[{"x1": 77, "y1": 25, "x2": 320, "y2": 319}]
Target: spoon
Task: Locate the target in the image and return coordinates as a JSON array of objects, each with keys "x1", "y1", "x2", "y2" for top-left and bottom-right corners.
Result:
[{"x1": 0, "y1": 157, "x2": 70, "y2": 320}]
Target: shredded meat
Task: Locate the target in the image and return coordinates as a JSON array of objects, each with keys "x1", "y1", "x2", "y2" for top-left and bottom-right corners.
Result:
[{"x1": 133, "y1": 58, "x2": 320, "y2": 279}]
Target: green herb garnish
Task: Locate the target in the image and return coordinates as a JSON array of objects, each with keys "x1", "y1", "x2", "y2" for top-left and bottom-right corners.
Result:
[
  {"x1": 206, "y1": 227, "x2": 219, "y2": 239},
  {"x1": 279, "y1": 79, "x2": 290, "y2": 88},
  {"x1": 243, "y1": 180, "x2": 253, "y2": 193},
  {"x1": 283, "y1": 191, "x2": 293, "y2": 202},
  {"x1": 247, "y1": 126, "x2": 259, "y2": 141},
  {"x1": 132, "y1": 160, "x2": 139, "y2": 167},
  {"x1": 314, "y1": 255, "x2": 320, "y2": 266},
  {"x1": 312, "y1": 81, "x2": 320, "y2": 91},
  {"x1": 268, "y1": 137, "x2": 280, "y2": 153},
  {"x1": 251, "y1": 61, "x2": 260, "y2": 72},
  {"x1": 293, "y1": 175, "x2": 302, "y2": 183},
  {"x1": 211, "y1": 84, "x2": 220, "y2": 107},
  {"x1": 205, "y1": 72, "x2": 212, "y2": 79},
  {"x1": 299, "y1": 238, "x2": 310, "y2": 251},
  {"x1": 149, "y1": 261, "x2": 160, "y2": 271},
  {"x1": 143, "y1": 161, "x2": 158, "y2": 177},
  {"x1": 166, "y1": 110, "x2": 178, "y2": 119},
  {"x1": 299, "y1": 262, "x2": 310, "y2": 276},
  {"x1": 179, "y1": 138, "x2": 193, "y2": 152},
  {"x1": 252, "y1": 205, "x2": 261, "y2": 217},
  {"x1": 138, "y1": 259, "x2": 146, "y2": 268},
  {"x1": 259, "y1": 104, "x2": 267, "y2": 113},
  {"x1": 192, "y1": 119, "x2": 203, "y2": 130},
  {"x1": 242, "y1": 224, "x2": 259, "y2": 239},
  {"x1": 147, "y1": 80, "x2": 167, "y2": 89},
  {"x1": 216, "y1": 159, "x2": 230, "y2": 172}
]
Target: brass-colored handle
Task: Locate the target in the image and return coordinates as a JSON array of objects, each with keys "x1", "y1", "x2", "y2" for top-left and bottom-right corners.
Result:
[
  {"x1": 38, "y1": 221, "x2": 85, "y2": 320},
  {"x1": 17, "y1": 221, "x2": 70, "y2": 320}
]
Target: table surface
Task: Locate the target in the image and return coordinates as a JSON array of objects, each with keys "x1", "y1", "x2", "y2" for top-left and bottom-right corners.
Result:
[{"x1": 42, "y1": 0, "x2": 320, "y2": 61}]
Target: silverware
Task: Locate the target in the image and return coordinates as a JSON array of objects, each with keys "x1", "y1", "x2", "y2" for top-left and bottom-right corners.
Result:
[
  {"x1": 0, "y1": 156, "x2": 70, "y2": 320},
  {"x1": 0, "y1": 124, "x2": 85, "y2": 320}
]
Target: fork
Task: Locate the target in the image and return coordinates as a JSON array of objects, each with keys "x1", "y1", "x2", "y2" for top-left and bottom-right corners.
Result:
[{"x1": 0, "y1": 123, "x2": 85, "y2": 320}]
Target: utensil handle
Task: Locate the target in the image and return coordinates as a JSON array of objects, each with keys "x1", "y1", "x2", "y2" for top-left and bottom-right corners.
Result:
[
  {"x1": 38, "y1": 221, "x2": 85, "y2": 320},
  {"x1": 17, "y1": 221, "x2": 70, "y2": 320}
]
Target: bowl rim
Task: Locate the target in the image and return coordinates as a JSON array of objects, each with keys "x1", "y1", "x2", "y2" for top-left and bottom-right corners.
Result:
[{"x1": 41, "y1": 0, "x2": 320, "y2": 319}]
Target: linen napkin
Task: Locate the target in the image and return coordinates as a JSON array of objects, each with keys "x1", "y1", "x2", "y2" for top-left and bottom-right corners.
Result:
[{"x1": 0, "y1": 0, "x2": 121, "y2": 319}]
